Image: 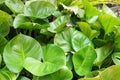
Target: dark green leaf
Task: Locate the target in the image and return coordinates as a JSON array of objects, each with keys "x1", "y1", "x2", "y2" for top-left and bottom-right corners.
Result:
[
  {"x1": 112, "y1": 52, "x2": 120, "y2": 65},
  {"x1": 0, "y1": 36, "x2": 7, "y2": 54}
]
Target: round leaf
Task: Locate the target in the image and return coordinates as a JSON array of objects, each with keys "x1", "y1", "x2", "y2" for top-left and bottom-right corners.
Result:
[
  {"x1": 3, "y1": 34, "x2": 42, "y2": 73},
  {"x1": 23, "y1": 44, "x2": 66, "y2": 76},
  {"x1": 73, "y1": 46, "x2": 97, "y2": 76},
  {"x1": 24, "y1": 1, "x2": 55, "y2": 18}
]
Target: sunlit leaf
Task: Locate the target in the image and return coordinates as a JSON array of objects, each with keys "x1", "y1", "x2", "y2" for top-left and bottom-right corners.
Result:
[
  {"x1": 23, "y1": 44, "x2": 66, "y2": 76},
  {"x1": 3, "y1": 34, "x2": 42, "y2": 73}
]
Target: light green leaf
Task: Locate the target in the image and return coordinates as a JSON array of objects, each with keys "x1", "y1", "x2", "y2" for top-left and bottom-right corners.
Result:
[
  {"x1": 99, "y1": 14, "x2": 120, "y2": 34},
  {"x1": 33, "y1": 66, "x2": 73, "y2": 80},
  {"x1": 66, "y1": 54, "x2": 73, "y2": 70},
  {"x1": 0, "y1": 36, "x2": 7, "y2": 54},
  {"x1": 54, "y1": 28, "x2": 75, "y2": 52},
  {"x1": 0, "y1": 0, "x2": 4, "y2": 4},
  {"x1": 17, "y1": 76, "x2": 30, "y2": 80},
  {"x1": 48, "y1": 16, "x2": 70, "y2": 33},
  {"x1": 82, "y1": 0, "x2": 100, "y2": 17},
  {"x1": 101, "y1": 65, "x2": 120, "y2": 80},
  {"x1": 94, "y1": 43, "x2": 113, "y2": 67},
  {"x1": 112, "y1": 52, "x2": 120, "y2": 65},
  {"x1": 23, "y1": 44, "x2": 66, "y2": 76},
  {"x1": 0, "y1": 10, "x2": 11, "y2": 22},
  {"x1": 73, "y1": 46, "x2": 97, "y2": 76},
  {"x1": 77, "y1": 22, "x2": 100, "y2": 40},
  {"x1": 3, "y1": 34, "x2": 42, "y2": 73},
  {"x1": 13, "y1": 14, "x2": 49, "y2": 29},
  {"x1": 5, "y1": 0, "x2": 24, "y2": 13},
  {"x1": 24, "y1": 1, "x2": 55, "y2": 18},
  {"x1": 72, "y1": 30, "x2": 94, "y2": 51}
]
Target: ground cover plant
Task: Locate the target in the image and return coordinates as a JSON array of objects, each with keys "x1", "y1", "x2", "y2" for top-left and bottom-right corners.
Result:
[{"x1": 0, "y1": 0, "x2": 120, "y2": 80}]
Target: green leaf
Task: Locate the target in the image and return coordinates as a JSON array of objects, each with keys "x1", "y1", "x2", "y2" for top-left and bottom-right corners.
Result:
[
  {"x1": 0, "y1": 10, "x2": 11, "y2": 37},
  {"x1": 54, "y1": 28, "x2": 75, "y2": 52},
  {"x1": 114, "y1": 35, "x2": 120, "y2": 51},
  {"x1": 23, "y1": 44, "x2": 66, "y2": 76},
  {"x1": 33, "y1": 66, "x2": 73, "y2": 80},
  {"x1": 82, "y1": 0, "x2": 100, "y2": 17},
  {"x1": 0, "y1": 69, "x2": 16, "y2": 80},
  {"x1": 66, "y1": 54, "x2": 73, "y2": 70},
  {"x1": 24, "y1": 1, "x2": 55, "y2": 18},
  {"x1": 94, "y1": 42, "x2": 113, "y2": 67},
  {"x1": 13, "y1": 14, "x2": 49, "y2": 29},
  {"x1": 0, "y1": 36, "x2": 7, "y2": 54},
  {"x1": 3, "y1": 34, "x2": 42, "y2": 73},
  {"x1": 72, "y1": 30, "x2": 94, "y2": 52},
  {"x1": 112, "y1": 52, "x2": 120, "y2": 65},
  {"x1": 18, "y1": 76, "x2": 30, "y2": 80},
  {"x1": 48, "y1": 16, "x2": 70, "y2": 33},
  {"x1": 101, "y1": 65, "x2": 120, "y2": 80},
  {"x1": 98, "y1": 14, "x2": 120, "y2": 34},
  {"x1": 0, "y1": 0, "x2": 4, "y2": 4},
  {"x1": 73, "y1": 46, "x2": 97, "y2": 76},
  {"x1": 5, "y1": 0, "x2": 24, "y2": 13},
  {"x1": 77, "y1": 22, "x2": 100, "y2": 40}
]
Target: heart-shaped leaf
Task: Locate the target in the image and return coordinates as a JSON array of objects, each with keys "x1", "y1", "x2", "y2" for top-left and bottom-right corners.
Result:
[
  {"x1": 3, "y1": 34, "x2": 42, "y2": 73},
  {"x1": 24, "y1": 1, "x2": 55, "y2": 18},
  {"x1": 23, "y1": 44, "x2": 66, "y2": 76},
  {"x1": 33, "y1": 66, "x2": 73, "y2": 80},
  {"x1": 73, "y1": 46, "x2": 97, "y2": 76}
]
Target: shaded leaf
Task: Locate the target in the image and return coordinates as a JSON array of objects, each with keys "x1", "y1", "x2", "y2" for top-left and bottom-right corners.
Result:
[
  {"x1": 112, "y1": 52, "x2": 120, "y2": 65},
  {"x1": 73, "y1": 46, "x2": 97, "y2": 76},
  {"x1": 3, "y1": 34, "x2": 42, "y2": 73},
  {"x1": 0, "y1": 36, "x2": 7, "y2": 54}
]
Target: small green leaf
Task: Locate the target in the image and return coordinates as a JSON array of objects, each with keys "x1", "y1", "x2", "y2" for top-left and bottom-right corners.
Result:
[
  {"x1": 17, "y1": 76, "x2": 30, "y2": 80},
  {"x1": 3, "y1": 34, "x2": 42, "y2": 73},
  {"x1": 48, "y1": 16, "x2": 70, "y2": 33},
  {"x1": 94, "y1": 42, "x2": 113, "y2": 67},
  {"x1": 5, "y1": 0, "x2": 24, "y2": 13},
  {"x1": 24, "y1": 1, "x2": 55, "y2": 18},
  {"x1": 13, "y1": 14, "x2": 49, "y2": 29},
  {"x1": 23, "y1": 44, "x2": 66, "y2": 76},
  {"x1": 73, "y1": 46, "x2": 97, "y2": 76},
  {"x1": 112, "y1": 52, "x2": 120, "y2": 65},
  {"x1": 33, "y1": 66, "x2": 73, "y2": 80}
]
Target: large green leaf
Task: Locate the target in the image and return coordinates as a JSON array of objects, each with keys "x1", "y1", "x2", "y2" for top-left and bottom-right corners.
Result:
[
  {"x1": 48, "y1": 16, "x2": 70, "y2": 33},
  {"x1": 54, "y1": 28, "x2": 75, "y2": 52},
  {"x1": 73, "y1": 46, "x2": 97, "y2": 76},
  {"x1": 101, "y1": 65, "x2": 120, "y2": 80},
  {"x1": 112, "y1": 52, "x2": 120, "y2": 65},
  {"x1": 24, "y1": 1, "x2": 55, "y2": 18},
  {"x1": 0, "y1": 36, "x2": 7, "y2": 54},
  {"x1": 23, "y1": 44, "x2": 66, "y2": 76},
  {"x1": 13, "y1": 14, "x2": 49, "y2": 29},
  {"x1": 33, "y1": 66, "x2": 73, "y2": 80},
  {"x1": 0, "y1": 10, "x2": 11, "y2": 37},
  {"x1": 72, "y1": 30, "x2": 94, "y2": 51},
  {"x1": 3, "y1": 34, "x2": 42, "y2": 73},
  {"x1": 77, "y1": 22, "x2": 100, "y2": 40},
  {"x1": 98, "y1": 14, "x2": 120, "y2": 34},
  {"x1": 5, "y1": 0, "x2": 24, "y2": 13}
]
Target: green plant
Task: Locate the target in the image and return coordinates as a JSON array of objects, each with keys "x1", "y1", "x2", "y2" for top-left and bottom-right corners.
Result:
[{"x1": 0, "y1": 0, "x2": 120, "y2": 80}]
